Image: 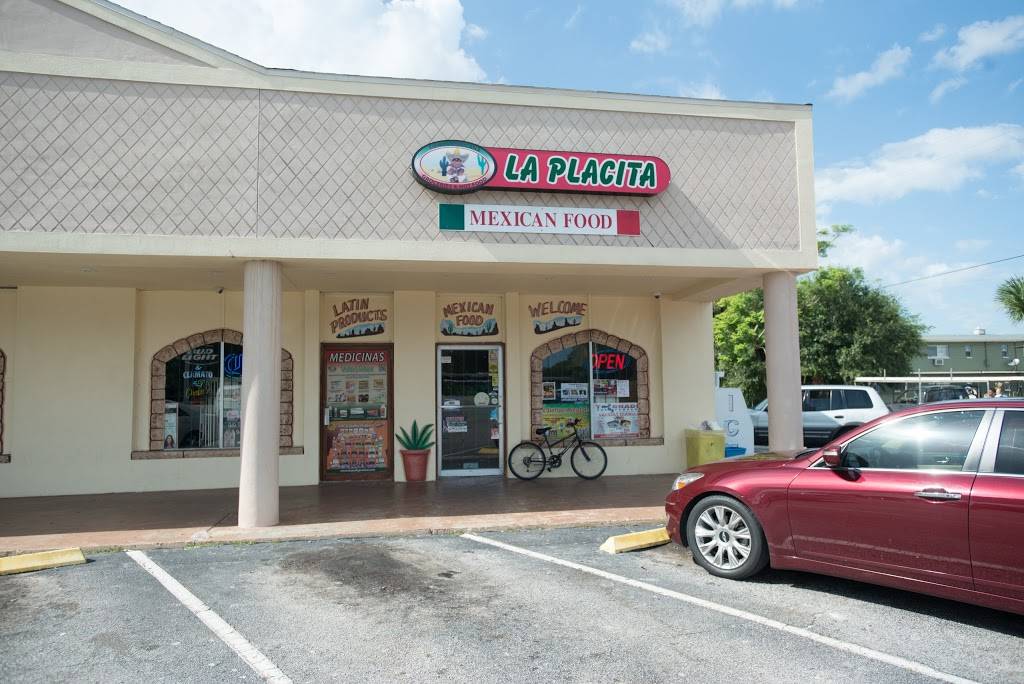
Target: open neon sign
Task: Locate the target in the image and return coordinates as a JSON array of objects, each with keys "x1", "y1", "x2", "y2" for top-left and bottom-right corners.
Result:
[{"x1": 592, "y1": 352, "x2": 627, "y2": 370}]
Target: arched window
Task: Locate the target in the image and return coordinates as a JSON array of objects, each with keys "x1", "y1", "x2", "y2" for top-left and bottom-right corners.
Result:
[
  {"x1": 0, "y1": 348, "x2": 7, "y2": 461},
  {"x1": 149, "y1": 330, "x2": 293, "y2": 452},
  {"x1": 530, "y1": 330, "x2": 650, "y2": 442}
]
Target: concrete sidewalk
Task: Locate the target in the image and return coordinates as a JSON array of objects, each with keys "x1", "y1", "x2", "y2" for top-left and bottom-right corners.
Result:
[{"x1": 0, "y1": 475, "x2": 670, "y2": 554}]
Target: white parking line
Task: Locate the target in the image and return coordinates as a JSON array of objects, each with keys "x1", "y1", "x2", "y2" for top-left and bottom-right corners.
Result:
[
  {"x1": 125, "y1": 550, "x2": 292, "y2": 684},
  {"x1": 462, "y1": 533, "x2": 978, "y2": 684}
]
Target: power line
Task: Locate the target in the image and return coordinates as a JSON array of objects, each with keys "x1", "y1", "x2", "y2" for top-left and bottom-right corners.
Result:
[{"x1": 882, "y1": 252, "x2": 1024, "y2": 288}]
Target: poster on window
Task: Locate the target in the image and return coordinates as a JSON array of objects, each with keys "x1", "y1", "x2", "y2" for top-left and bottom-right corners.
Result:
[
  {"x1": 324, "y1": 420, "x2": 389, "y2": 473},
  {"x1": 592, "y1": 402, "x2": 639, "y2": 438},
  {"x1": 541, "y1": 403, "x2": 590, "y2": 437},
  {"x1": 559, "y1": 382, "x2": 589, "y2": 402}
]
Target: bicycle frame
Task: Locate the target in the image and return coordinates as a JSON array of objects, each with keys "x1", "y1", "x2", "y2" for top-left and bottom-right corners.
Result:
[{"x1": 539, "y1": 423, "x2": 583, "y2": 463}]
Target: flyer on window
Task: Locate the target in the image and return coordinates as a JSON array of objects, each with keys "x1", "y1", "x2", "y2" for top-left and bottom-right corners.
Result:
[{"x1": 592, "y1": 402, "x2": 639, "y2": 438}]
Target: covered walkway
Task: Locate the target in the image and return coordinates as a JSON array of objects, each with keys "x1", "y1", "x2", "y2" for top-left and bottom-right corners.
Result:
[{"x1": 0, "y1": 475, "x2": 671, "y2": 554}]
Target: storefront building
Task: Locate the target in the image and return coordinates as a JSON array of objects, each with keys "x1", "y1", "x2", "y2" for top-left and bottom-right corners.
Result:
[{"x1": 0, "y1": 0, "x2": 816, "y2": 524}]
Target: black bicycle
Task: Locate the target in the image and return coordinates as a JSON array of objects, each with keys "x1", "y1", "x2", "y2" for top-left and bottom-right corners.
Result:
[{"x1": 508, "y1": 419, "x2": 608, "y2": 480}]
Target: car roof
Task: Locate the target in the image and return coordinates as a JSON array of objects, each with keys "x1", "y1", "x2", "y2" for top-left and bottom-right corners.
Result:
[
  {"x1": 800, "y1": 385, "x2": 873, "y2": 390},
  {"x1": 899, "y1": 398, "x2": 1024, "y2": 412}
]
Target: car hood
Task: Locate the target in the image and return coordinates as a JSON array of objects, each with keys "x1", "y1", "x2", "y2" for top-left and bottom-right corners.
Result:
[{"x1": 688, "y1": 450, "x2": 806, "y2": 474}]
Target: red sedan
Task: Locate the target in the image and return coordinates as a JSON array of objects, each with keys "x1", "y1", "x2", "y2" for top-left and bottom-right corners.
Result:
[{"x1": 665, "y1": 400, "x2": 1024, "y2": 615}]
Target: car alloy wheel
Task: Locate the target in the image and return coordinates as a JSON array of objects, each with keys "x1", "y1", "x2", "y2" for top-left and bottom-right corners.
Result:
[{"x1": 693, "y1": 505, "x2": 752, "y2": 571}]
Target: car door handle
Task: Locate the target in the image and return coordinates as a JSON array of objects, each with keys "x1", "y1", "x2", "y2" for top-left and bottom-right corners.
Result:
[
  {"x1": 914, "y1": 489, "x2": 962, "y2": 501},
  {"x1": 834, "y1": 415, "x2": 844, "y2": 419}
]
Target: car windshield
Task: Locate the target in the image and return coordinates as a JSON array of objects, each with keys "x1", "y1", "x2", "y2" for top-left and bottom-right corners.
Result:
[{"x1": 753, "y1": 399, "x2": 768, "y2": 411}]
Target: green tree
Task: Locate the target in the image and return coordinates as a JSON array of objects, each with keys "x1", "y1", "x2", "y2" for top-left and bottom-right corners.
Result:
[
  {"x1": 996, "y1": 276, "x2": 1024, "y2": 323},
  {"x1": 816, "y1": 223, "x2": 853, "y2": 258},
  {"x1": 714, "y1": 267, "x2": 925, "y2": 404}
]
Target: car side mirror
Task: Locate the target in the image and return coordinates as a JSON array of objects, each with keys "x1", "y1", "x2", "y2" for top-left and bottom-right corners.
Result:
[{"x1": 822, "y1": 447, "x2": 842, "y2": 468}]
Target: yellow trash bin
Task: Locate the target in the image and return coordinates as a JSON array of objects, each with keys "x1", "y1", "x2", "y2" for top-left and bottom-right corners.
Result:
[{"x1": 684, "y1": 428, "x2": 725, "y2": 468}]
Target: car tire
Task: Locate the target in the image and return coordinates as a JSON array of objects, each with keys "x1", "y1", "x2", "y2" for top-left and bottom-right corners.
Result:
[{"x1": 685, "y1": 495, "x2": 769, "y2": 580}]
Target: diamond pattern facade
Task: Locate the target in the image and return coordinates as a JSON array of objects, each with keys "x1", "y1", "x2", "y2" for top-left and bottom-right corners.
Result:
[{"x1": 0, "y1": 72, "x2": 800, "y2": 250}]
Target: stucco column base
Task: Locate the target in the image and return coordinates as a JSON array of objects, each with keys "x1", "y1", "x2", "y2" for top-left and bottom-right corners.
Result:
[
  {"x1": 238, "y1": 261, "x2": 283, "y2": 528},
  {"x1": 763, "y1": 271, "x2": 803, "y2": 452}
]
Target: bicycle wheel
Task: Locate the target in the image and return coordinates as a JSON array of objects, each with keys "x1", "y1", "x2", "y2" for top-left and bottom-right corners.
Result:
[
  {"x1": 508, "y1": 442, "x2": 546, "y2": 480},
  {"x1": 570, "y1": 441, "x2": 607, "y2": 480}
]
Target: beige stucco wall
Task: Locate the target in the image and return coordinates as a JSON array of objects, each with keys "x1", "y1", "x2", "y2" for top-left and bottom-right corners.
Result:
[
  {"x1": 393, "y1": 290, "x2": 437, "y2": 482},
  {"x1": 0, "y1": 286, "x2": 710, "y2": 496},
  {"x1": 0, "y1": 287, "x2": 315, "y2": 498},
  {"x1": 0, "y1": 289, "x2": 16, "y2": 456}
]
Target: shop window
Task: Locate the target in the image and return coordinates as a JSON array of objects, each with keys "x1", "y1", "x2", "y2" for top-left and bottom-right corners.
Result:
[
  {"x1": 149, "y1": 330, "x2": 293, "y2": 452},
  {"x1": 0, "y1": 348, "x2": 7, "y2": 460},
  {"x1": 531, "y1": 330, "x2": 650, "y2": 442},
  {"x1": 164, "y1": 342, "x2": 242, "y2": 449}
]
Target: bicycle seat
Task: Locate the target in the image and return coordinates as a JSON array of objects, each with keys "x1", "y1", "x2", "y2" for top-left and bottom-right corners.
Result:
[{"x1": 535, "y1": 426, "x2": 552, "y2": 436}]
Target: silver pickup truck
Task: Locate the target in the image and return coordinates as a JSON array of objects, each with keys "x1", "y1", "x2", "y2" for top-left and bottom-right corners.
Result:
[{"x1": 750, "y1": 384, "x2": 890, "y2": 447}]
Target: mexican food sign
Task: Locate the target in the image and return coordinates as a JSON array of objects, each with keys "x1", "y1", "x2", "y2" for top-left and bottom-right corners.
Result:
[{"x1": 412, "y1": 140, "x2": 670, "y2": 196}]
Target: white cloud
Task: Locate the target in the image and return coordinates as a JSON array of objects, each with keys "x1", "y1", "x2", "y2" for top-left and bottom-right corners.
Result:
[
  {"x1": 955, "y1": 238, "x2": 992, "y2": 250},
  {"x1": 929, "y1": 76, "x2": 967, "y2": 103},
  {"x1": 918, "y1": 24, "x2": 946, "y2": 42},
  {"x1": 678, "y1": 79, "x2": 724, "y2": 99},
  {"x1": 933, "y1": 15, "x2": 1024, "y2": 72},
  {"x1": 816, "y1": 124, "x2": 1024, "y2": 206},
  {"x1": 565, "y1": 4, "x2": 583, "y2": 29},
  {"x1": 1010, "y1": 78, "x2": 1024, "y2": 93},
  {"x1": 827, "y1": 44, "x2": 911, "y2": 101},
  {"x1": 823, "y1": 232, "x2": 998, "y2": 332},
  {"x1": 630, "y1": 28, "x2": 671, "y2": 54},
  {"x1": 118, "y1": 0, "x2": 486, "y2": 82},
  {"x1": 465, "y1": 23, "x2": 487, "y2": 40},
  {"x1": 667, "y1": 0, "x2": 799, "y2": 28}
]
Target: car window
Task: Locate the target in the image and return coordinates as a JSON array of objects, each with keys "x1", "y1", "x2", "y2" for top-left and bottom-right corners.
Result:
[
  {"x1": 841, "y1": 410, "x2": 984, "y2": 471},
  {"x1": 753, "y1": 399, "x2": 768, "y2": 411},
  {"x1": 829, "y1": 390, "x2": 846, "y2": 410},
  {"x1": 844, "y1": 390, "x2": 872, "y2": 409},
  {"x1": 802, "y1": 389, "x2": 830, "y2": 412},
  {"x1": 995, "y1": 411, "x2": 1024, "y2": 476}
]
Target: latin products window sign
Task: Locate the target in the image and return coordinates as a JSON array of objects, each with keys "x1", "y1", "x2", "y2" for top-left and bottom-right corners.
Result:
[
  {"x1": 412, "y1": 140, "x2": 670, "y2": 196},
  {"x1": 439, "y1": 203, "x2": 640, "y2": 237},
  {"x1": 540, "y1": 342, "x2": 639, "y2": 439}
]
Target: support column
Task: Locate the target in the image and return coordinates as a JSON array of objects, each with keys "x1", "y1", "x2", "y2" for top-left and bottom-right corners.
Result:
[
  {"x1": 239, "y1": 261, "x2": 282, "y2": 527},
  {"x1": 763, "y1": 271, "x2": 803, "y2": 452}
]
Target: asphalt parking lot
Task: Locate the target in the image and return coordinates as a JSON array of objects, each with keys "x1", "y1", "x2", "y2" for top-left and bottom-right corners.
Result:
[{"x1": 2, "y1": 526, "x2": 1022, "y2": 683}]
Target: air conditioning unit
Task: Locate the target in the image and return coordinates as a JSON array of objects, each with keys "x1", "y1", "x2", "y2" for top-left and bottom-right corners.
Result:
[{"x1": 932, "y1": 358, "x2": 944, "y2": 366}]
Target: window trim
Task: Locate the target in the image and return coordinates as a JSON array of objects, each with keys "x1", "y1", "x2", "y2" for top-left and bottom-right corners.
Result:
[
  {"x1": 530, "y1": 329, "x2": 652, "y2": 444},
  {"x1": 978, "y1": 408, "x2": 1024, "y2": 477},
  {"x1": 149, "y1": 329, "x2": 294, "y2": 452}
]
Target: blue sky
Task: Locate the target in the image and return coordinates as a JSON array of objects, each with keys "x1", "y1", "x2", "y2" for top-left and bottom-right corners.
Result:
[{"x1": 120, "y1": 0, "x2": 1024, "y2": 334}]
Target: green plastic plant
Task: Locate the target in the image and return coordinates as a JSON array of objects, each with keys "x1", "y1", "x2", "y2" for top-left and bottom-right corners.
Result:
[{"x1": 397, "y1": 420, "x2": 435, "y2": 451}]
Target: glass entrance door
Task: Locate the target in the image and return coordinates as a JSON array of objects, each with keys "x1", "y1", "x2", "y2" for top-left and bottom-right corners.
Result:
[{"x1": 437, "y1": 345, "x2": 504, "y2": 477}]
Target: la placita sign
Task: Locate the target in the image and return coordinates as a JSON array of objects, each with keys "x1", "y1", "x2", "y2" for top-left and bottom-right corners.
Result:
[
  {"x1": 439, "y1": 203, "x2": 640, "y2": 236},
  {"x1": 412, "y1": 140, "x2": 670, "y2": 196}
]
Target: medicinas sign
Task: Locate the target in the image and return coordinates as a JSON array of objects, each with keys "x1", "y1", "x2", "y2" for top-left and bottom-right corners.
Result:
[
  {"x1": 439, "y1": 203, "x2": 640, "y2": 236},
  {"x1": 412, "y1": 140, "x2": 670, "y2": 196}
]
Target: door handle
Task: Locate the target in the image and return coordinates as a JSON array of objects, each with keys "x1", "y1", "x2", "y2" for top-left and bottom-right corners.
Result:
[
  {"x1": 834, "y1": 415, "x2": 844, "y2": 419},
  {"x1": 914, "y1": 489, "x2": 961, "y2": 501}
]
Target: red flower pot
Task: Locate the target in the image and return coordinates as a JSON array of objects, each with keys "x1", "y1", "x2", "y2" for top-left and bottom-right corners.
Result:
[{"x1": 400, "y1": 449, "x2": 430, "y2": 482}]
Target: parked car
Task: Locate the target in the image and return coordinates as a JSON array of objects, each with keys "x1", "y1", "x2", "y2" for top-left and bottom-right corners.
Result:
[
  {"x1": 665, "y1": 400, "x2": 1024, "y2": 615},
  {"x1": 749, "y1": 385, "x2": 889, "y2": 447},
  {"x1": 890, "y1": 384, "x2": 979, "y2": 410}
]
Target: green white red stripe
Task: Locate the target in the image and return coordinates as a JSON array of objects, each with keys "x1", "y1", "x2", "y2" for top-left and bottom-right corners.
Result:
[{"x1": 439, "y1": 203, "x2": 641, "y2": 236}]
